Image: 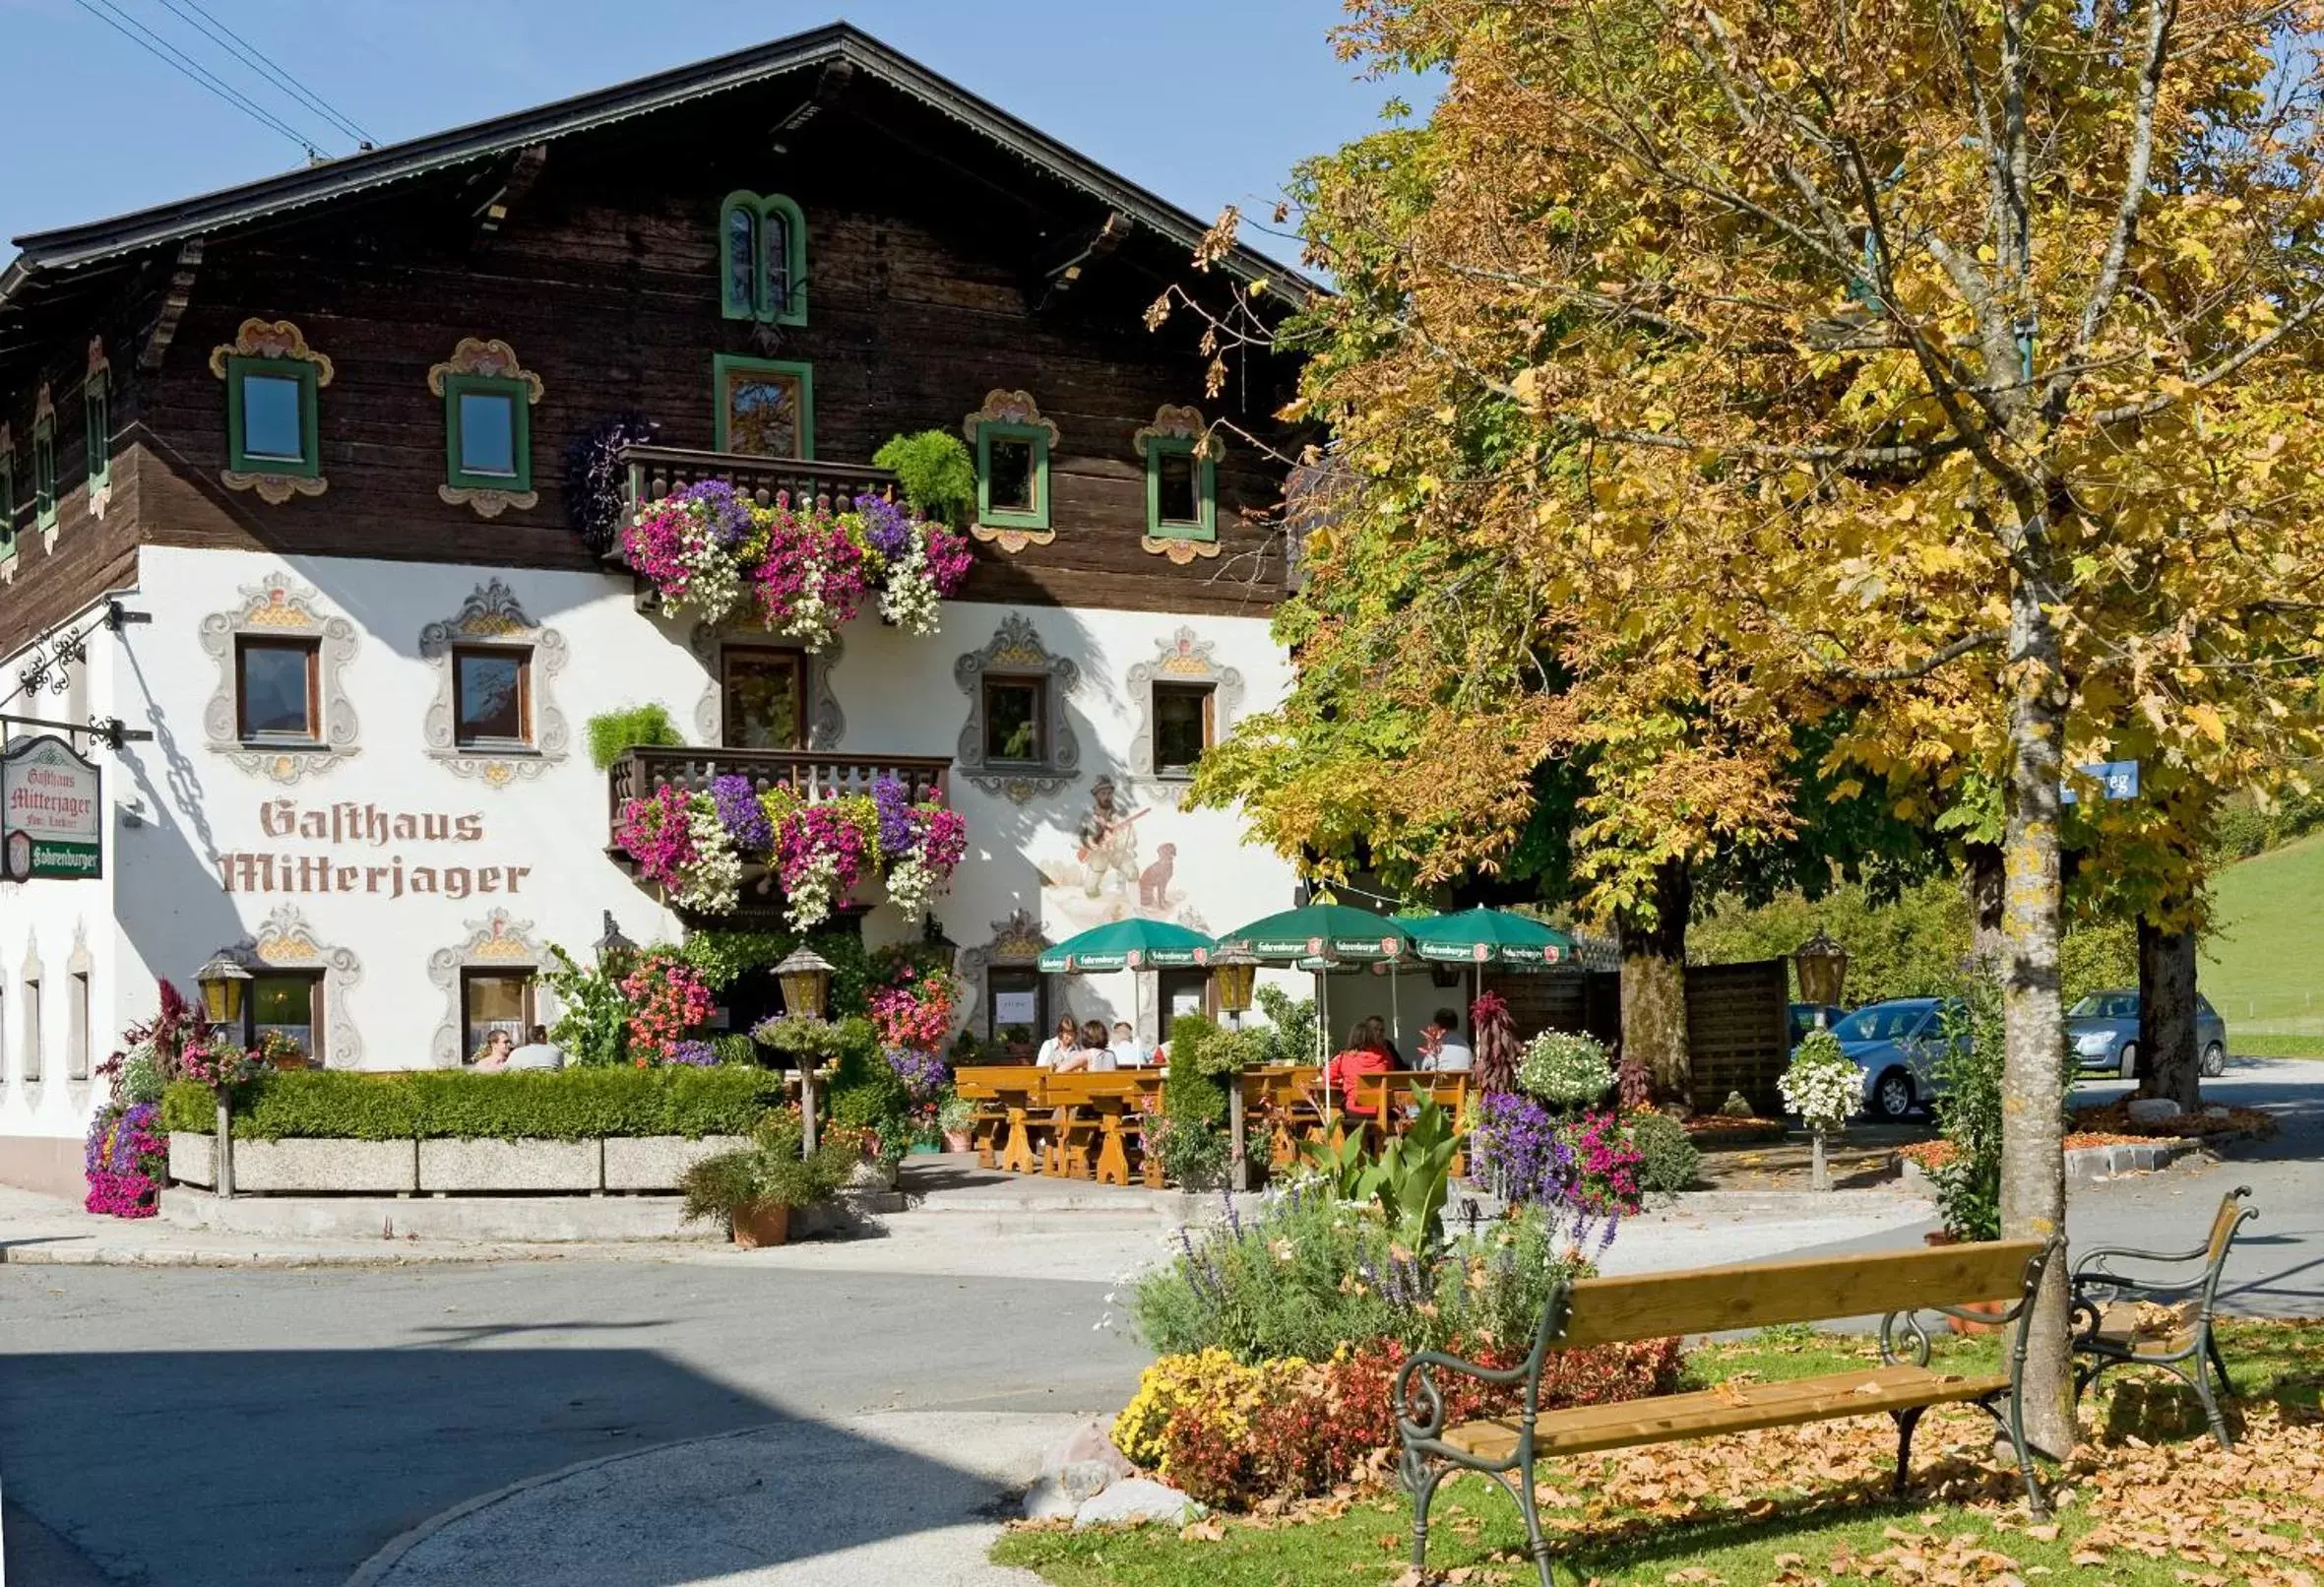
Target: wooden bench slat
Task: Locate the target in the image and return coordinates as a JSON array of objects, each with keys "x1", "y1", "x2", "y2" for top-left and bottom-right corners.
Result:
[
  {"x1": 1441, "y1": 1364, "x2": 2009, "y2": 1461},
  {"x1": 1556, "y1": 1239, "x2": 2046, "y2": 1346}
]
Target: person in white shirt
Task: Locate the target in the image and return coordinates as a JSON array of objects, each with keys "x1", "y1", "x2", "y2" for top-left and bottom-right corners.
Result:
[
  {"x1": 1109, "y1": 1020, "x2": 1147, "y2": 1068},
  {"x1": 1035, "y1": 1017, "x2": 1078, "y2": 1069},
  {"x1": 1420, "y1": 1008, "x2": 1476, "y2": 1073},
  {"x1": 505, "y1": 1025, "x2": 566, "y2": 1071}
]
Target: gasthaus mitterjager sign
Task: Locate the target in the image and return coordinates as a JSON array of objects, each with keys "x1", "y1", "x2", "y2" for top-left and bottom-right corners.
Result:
[{"x1": 1, "y1": 732, "x2": 103, "y2": 881}]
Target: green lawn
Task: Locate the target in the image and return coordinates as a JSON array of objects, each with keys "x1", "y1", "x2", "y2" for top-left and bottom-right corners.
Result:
[
  {"x1": 994, "y1": 1322, "x2": 2324, "y2": 1587},
  {"x1": 2205, "y1": 830, "x2": 2324, "y2": 1042}
]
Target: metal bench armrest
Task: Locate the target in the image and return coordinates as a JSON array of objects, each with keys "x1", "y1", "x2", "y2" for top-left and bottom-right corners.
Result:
[
  {"x1": 2073, "y1": 1242, "x2": 2212, "y2": 1277},
  {"x1": 1395, "y1": 1347, "x2": 1530, "y2": 1442}
]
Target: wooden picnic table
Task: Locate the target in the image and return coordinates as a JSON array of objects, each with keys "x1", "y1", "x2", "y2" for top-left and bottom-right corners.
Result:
[
  {"x1": 953, "y1": 1064, "x2": 1048, "y2": 1174},
  {"x1": 1038, "y1": 1070, "x2": 1166, "y2": 1184}
]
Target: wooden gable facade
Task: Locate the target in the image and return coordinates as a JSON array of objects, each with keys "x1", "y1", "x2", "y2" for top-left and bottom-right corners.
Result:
[{"x1": 0, "y1": 27, "x2": 1311, "y2": 657}]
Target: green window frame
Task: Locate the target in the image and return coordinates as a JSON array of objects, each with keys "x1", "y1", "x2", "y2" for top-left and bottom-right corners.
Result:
[
  {"x1": 31, "y1": 412, "x2": 57, "y2": 532},
  {"x1": 719, "y1": 190, "x2": 808, "y2": 326},
  {"x1": 225, "y1": 355, "x2": 322, "y2": 477},
  {"x1": 975, "y1": 420, "x2": 1051, "y2": 532},
  {"x1": 441, "y1": 373, "x2": 534, "y2": 492},
  {"x1": 713, "y1": 354, "x2": 814, "y2": 458},
  {"x1": 0, "y1": 449, "x2": 15, "y2": 560},
  {"x1": 84, "y1": 368, "x2": 110, "y2": 495},
  {"x1": 1144, "y1": 437, "x2": 1216, "y2": 541}
]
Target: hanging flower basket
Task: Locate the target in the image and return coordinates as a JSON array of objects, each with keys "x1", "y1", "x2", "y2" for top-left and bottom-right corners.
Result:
[
  {"x1": 615, "y1": 773, "x2": 969, "y2": 932},
  {"x1": 621, "y1": 484, "x2": 972, "y2": 649}
]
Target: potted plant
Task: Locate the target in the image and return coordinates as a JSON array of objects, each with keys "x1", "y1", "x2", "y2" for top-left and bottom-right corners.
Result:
[
  {"x1": 678, "y1": 1113, "x2": 854, "y2": 1248},
  {"x1": 1779, "y1": 1028, "x2": 1859, "y2": 1191},
  {"x1": 937, "y1": 1092, "x2": 976, "y2": 1153}
]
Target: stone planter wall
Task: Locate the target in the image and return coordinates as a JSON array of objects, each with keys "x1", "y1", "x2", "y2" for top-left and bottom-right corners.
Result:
[{"x1": 167, "y1": 1132, "x2": 752, "y2": 1196}]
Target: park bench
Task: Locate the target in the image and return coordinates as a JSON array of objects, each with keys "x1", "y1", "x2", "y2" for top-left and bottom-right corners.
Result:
[
  {"x1": 2071, "y1": 1184, "x2": 2255, "y2": 1449},
  {"x1": 1396, "y1": 1237, "x2": 2059, "y2": 1587}
]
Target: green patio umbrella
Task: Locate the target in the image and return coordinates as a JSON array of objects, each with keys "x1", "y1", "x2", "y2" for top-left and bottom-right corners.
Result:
[
  {"x1": 1406, "y1": 907, "x2": 1577, "y2": 967},
  {"x1": 1036, "y1": 918, "x2": 1216, "y2": 974},
  {"x1": 1220, "y1": 902, "x2": 1418, "y2": 1091}
]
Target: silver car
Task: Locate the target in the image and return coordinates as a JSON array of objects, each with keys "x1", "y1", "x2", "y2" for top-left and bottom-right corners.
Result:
[
  {"x1": 2065, "y1": 989, "x2": 2228, "y2": 1079},
  {"x1": 1827, "y1": 997, "x2": 1963, "y2": 1120}
]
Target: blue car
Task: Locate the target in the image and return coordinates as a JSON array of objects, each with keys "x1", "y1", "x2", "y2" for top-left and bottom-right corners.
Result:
[
  {"x1": 1825, "y1": 997, "x2": 1963, "y2": 1120},
  {"x1": 2066, "y1": 989, "x2": 2228, "y2": 1080}
]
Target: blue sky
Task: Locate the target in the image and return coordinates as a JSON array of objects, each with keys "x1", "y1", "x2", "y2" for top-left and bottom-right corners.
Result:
[{"x1": 0, "y1": 0, "x2": 1404, "y2": 267}]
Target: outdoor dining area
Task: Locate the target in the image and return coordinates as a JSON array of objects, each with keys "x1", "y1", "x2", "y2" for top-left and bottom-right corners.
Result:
[{"x1": 953, "y1": 899, "x2": 1576, "y2": 1189}]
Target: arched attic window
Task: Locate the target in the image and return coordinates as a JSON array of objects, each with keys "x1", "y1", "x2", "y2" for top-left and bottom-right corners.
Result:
[{"x1": 721, "y1": 191, "x2": 807, "y2": 326}]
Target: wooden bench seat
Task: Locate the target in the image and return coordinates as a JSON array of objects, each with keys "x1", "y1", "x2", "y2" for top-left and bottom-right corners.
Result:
[
  {"x1": 1397, "y1": 1237, "x2": 2059, "y2": 1587},
  {"x1": 1443, "y1": 1362, "x2": 2010, "y2": 1462}
]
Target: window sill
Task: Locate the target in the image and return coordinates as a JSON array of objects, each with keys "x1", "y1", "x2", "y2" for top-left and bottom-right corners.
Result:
[
  {"x1": 240, "y1": 737, "x2": 326, "y2": 752},
  {"x1": 454, "y1": 742, "x2": 540, "y2": 757}
]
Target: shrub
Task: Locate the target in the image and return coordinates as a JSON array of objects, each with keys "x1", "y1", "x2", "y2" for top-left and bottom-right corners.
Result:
[
  {"x1": 1470, "y1": 1097, "x2": 1643, "y2": 1227},
  {"x1": 1929, "y1": 971, "x2": 2005, "y2": 1240},
  {"x1": 1113, "y1": 1334, "x2": 1684, "y2": 1509},
  {"x1": 1252, "y1": 984, "x2": 1318, "y2": 1067},
  {"x1": 872, "y1": 430, "x2": 976, "y2": 528},
  {"x1": 158, "y1": 1065, "x2": 785, "y2": 1141},
  {"x1": 586, "y1": 703, "x2": 684, "y2": 771},
  {"x1": 1164, "y1": 1013, "x2": 1228, "y2": 1126},
  {"x1": 540, "y1": 943, "x2": 631, "y2": 1067},
  {"x1": 1516, "y1": 1030, "x2": 1614, "y2": 1109},
  {"x1": 681, "y1": 927, "x2": 875, "y2": 1015},
  {"x1": 1627, "y1": 1110, "x2": 1700, "y2": 1195},
  {"x1": 678, "y1": 1110, "x2": 859, "y2": 1225}
]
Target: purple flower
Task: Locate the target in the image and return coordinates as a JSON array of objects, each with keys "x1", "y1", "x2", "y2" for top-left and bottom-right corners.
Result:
[
  {"x1": 871, "y1": 776, "x2": 914, "y2": 857},
  {"x1": 883, "y1": 1046, "x2": 950, "y2": 1103},
  {"x1": 855, "y1": 493, "x2": 913, "y2": 561},
  {"x1": 711, "y1": 775, "x2": 773, "y2": 852},
  {"x1": 667, "y1": 1040, "x2": 720, "y2": 1067},
  {"x1": 678, "y1": 479, "x2": 755, "y2": 547}
]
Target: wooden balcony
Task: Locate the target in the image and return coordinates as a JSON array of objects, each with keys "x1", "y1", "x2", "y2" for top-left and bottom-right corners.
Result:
[
  {"x1": 607, "y1": 746, "x2": 952, "y2": 850},
  {"x1": 614, "y1": 445, "x2": 897, "y2": 549}
]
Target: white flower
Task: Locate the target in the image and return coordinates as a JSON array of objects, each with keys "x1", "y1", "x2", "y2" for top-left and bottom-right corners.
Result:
[
  {"x1": 1780, "y1": 1034, "x2": 1860, "y2": 1133},
  {"x1": 884, "y1": 853, "x2": 937, "y2": 923},
  {"x1": 878, "y1": 536, "x2": 943, "y2": 636},
  {"x1": 783, "y1": 849, "x2": 842, "y2": 931},
  {"x1": 667, "y1": 501, "x2": 744, "y2": 625},
  {"x1": 674, "y1": 798, "x2": 740, "y2": 915}
]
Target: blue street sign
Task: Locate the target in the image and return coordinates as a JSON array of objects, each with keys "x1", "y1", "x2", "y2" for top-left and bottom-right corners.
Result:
[{"x1": 2060, "y1": 759, "x2": 2139, "y2": 804}]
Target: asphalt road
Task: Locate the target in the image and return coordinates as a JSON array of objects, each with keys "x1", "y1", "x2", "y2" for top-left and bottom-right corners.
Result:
[{"x1": 0, "y1": 1263, "x2": 1146, "y2": 1587}]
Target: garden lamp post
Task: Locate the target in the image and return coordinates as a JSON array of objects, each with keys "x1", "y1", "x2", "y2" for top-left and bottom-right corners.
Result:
[
  {"x1": 775, "y1": 946, "x2": 835, "y2": 1156},
  {"x1": 1212, "y1": 950, "x2": 1261, "y2": 1191},
  {"x1": 1793, "y1": 929, "x2": 1851, "y2": 1015},
  {"x1": 194, "y1": 952, "x2": 252, "y2": 1200},
  {"x1": 594, "y1": 910, "x2": 640, "y2": 979}
]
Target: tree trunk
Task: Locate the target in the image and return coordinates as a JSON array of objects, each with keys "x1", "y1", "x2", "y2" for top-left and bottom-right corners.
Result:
[
  {"x1": 2137, "y1": 917, "x2": 2200, "y2": 1110},
  {"x1": 1617, "y1": 860, "x2": 1692, "y2": 1109},
  {"x1": 1964, "y1": 842, "x2": 2006, "y2": 968},
  {"x1": 2000, "y1": 575, "x2": 2074, "y2": 1458}
]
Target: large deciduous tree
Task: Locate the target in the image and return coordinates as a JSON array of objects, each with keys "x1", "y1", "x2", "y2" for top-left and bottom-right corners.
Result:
[{"x1": 1178, "y1": 0, "x2": 2324, "y2": 1449}]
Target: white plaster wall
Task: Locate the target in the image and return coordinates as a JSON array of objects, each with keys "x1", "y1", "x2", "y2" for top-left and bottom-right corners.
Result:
[
  {"x1": 2, "y1": 543, "x2": 1308, "y2": 1152},
  {"x1": 0, "y1": 611, "x2": 127, "y2": 1143}
]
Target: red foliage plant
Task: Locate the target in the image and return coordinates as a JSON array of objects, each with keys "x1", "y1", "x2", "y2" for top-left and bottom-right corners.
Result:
[{"x1": 1470, "y1": 991, "x2": 1521, "y2": 1096}]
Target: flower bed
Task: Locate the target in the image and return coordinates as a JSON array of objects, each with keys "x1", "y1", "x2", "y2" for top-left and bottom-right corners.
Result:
[
  {"x1": 621, "y1": 483, "x2": 972, "y2": 648},
  {"x1": 1680, "y1": 1112, "x2": 1790, "y2": 1144},
  {"x1": 86, "y1": 1102, "x2": 167, "y2": 1218},
  {"x1": 157, "y1": 1065, "x2": 786, "y2": 1142},
  {"x1": 1110, "y1": 1335, "x2": 1683, "y2": 1509},
  {"x1": 615, "y1": 772, "x2": 967, "y2": 928},
  {"x1": 2072, "y1": 1100, "x2": 2277, "y2": 1139},
  {"x1": 1468, "y1": 1095, "x2": 1645, "y2": 1226},
  {"x1": 1900, "y1": 1130, "x2": 2145, "y2": 1170}
]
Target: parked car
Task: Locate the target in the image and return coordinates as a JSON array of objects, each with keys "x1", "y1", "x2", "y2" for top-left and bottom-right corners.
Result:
[
  {"x1": 1789, "y1": 1002, "x2": 1846, "y2": 1048},
  {"x1": 2065, "y1": 990, "x2": 2228, "y2": 1079},
  {"x1": 1827, "y1": 997, "x2": 1964, "y2": 1120}
]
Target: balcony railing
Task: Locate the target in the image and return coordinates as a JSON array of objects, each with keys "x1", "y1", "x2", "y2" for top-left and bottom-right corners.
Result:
[
  {"x1": 616, "y1": 445, "x2": 897, "y2": 543},
  {"x1": 607, "y1": 746, "x2": 952, "y2": 850}
]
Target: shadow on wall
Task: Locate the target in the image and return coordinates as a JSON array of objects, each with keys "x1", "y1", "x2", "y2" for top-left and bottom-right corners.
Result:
[{"x1": 0, "y1": 1341, "x2": 1040, "y2": 1587}]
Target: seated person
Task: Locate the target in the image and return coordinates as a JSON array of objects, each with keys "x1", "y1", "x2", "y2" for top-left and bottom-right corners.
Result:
[
  {"x1": 505, "y1": 1024, "x2": 566, "y2": 1071},
  {"x1": 1419, "y1": 1008, "x2": 1475, "y2": 1072},
  {"x1": 1108, "y1": 1020, "x2": 1147, "y2": 1068},
  {"x1": 1079, "y1": 1019, "x2": 1119, "y2": 1072},
  {"x1": 1323, "y1": 1025, "x2": 1394, "y2": 1116},
  {"x1": 471, "y1": 1029, "x2": 515, "y2": 1070},
  {"x1": 1035, "y1": 1017, "x2": 1079, "y2": 1069}
]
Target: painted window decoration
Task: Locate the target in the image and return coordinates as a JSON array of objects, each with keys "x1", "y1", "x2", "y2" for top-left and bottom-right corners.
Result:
[
  {"x1": 68, "y1": 970, "x2": 90, "y2": 1081},
  {"x1": 430, "y1": 338, "x2": 544, "y2": 517},
  {"x1": 961, "y1": 390, "x2": 1060, "y2": 552},
  {"x1": 32, "y1": 389, "x2": 58, "y2": 534},
  {"x1": 719, "y1": 191, "x2": 807, "y2": 325},
  {"x1": 84, "y1": 338, "x2": 112, "y2": 511},
  {"x1": 722, "y1": 647, "x2": 806, "y2": 750},
  {"x1": 954, "y1": 613, "x2": 1082, "y2": 802},
  {"x1": 715, "y1": 355, "x2": 812, "y2": 458},
  {"x1": 1152, "y1": 681, "x2": 1215, "y2": 776},
  {"x1": 462, "y1": 969, "x2": 534, "y2": 1061},
  {"x1": 200, "y1": 574, "x2": 362, "y2": 786},
  {"x1": 1135, "y1": 404, "x2": 1223, "y2": 562},
  {"x1": 22, "y1": 976, "x2": 41, "y2": 1084},
  {"x1": 420, "y1": 580, "x2": 569, "y2": 786},
  {"x1": 235, "y1": 637, "x2": 321, "y2": 743},
  {"x1": 211, "y1": 319, "x2": 334, "y2": 502}
]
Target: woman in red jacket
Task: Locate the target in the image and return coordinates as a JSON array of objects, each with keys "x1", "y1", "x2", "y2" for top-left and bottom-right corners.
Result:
[{"x1": 1323, "y1": 1017, "x2": 1395, "y2": 1117}]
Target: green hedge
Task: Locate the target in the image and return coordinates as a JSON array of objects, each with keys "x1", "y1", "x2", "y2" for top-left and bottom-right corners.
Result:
[{"x1": 159, "y1": 1065, "x2": 786, "y2": 1142}]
